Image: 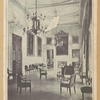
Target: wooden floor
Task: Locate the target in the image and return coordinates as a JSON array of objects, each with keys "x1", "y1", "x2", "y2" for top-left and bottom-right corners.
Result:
[{"x1": 8, "y1": 70, "x2": 92, "y2": 100}]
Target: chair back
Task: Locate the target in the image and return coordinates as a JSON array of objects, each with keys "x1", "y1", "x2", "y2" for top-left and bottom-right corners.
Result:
[
  {"x1": 39, "y1": 63, "x2": 43, "y2": 66},
  {"x1": 62, "y1": 66, "x2": 74, "y2": 77},
  {"x1": 25, "y1": 65, "x2": 28, "y2": 71},
  {"x1": 7, "y1": 68, "x2": 13, "y2": 75},
  {"x1": 34, "y1": 64, "x2": 38, "y2": 69},
  {"x1": 86, "y1": 77, "x2": 92, "y2": 85},
  {"x1": 32, "y1": 64, "x2": 34, "y2": 67},
  {"x1": 70, "y1": 74, "x2": 76, "y2": 86},
  {"x1": 7, "y1": 68, "x2": 9, "y2": 74},
  {"x1": 29, "y1": 65, "x2": 32, "y2": 70}
]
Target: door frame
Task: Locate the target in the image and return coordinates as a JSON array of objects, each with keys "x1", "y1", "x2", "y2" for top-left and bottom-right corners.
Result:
[{"x1": 12, "y1": 34, "x2": 22, "y2": 75}]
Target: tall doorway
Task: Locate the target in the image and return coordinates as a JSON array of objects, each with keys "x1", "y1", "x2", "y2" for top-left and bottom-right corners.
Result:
[
  {"x1": 12, "y1": 34, "x2": 22, "y2": 75},
  {"x1": 47, "y1": 49, "x2": 54, "y2": 69}
]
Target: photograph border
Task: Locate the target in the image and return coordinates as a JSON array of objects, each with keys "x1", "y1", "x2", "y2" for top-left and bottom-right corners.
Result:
[{"x1": 0, "y1": 0, "x2": 98, "y2": 100}]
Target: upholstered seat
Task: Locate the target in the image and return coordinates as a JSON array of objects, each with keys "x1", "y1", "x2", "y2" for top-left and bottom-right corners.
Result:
[
  {"x1": 60, "y1": 74, "x2": 76, "y2": 95},
  {"x1": 81, "y1": 86, "x2": 92, "y2": 93},
  {"x1": 81, "y1": 77, "x2": 92, "y2": 100},
  {"x1": 17, "y1": 74, "x2": 31, "y2": 93},
  {"x1": 39, "y1": 68, "x2": 47, "y2": 79},
  {"x1": 81, "y1": 86, "x2": 92, "y2": 100},
  {"x1": 61, "y1": 78, "x2": 70, "y2": 84}
]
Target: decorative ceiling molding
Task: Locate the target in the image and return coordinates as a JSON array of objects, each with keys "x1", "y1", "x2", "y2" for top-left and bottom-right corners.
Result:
[
  {"x1": 42, "y1": 11, "x2": 79, "y2": 19},
  {"x1": 8, "y1": 0, "x2": 80, "y2": 27},
  {"x1": 27, "y1": 1, "x2": 79, "y2": 9},
  {"x1": 9, "y1": 0, "x2": 26, "y2": 12},
  {"x1": 58, "y1": 21, "x2": 79, "y2": 26},
  {"x1": 27, "y1": 0, "x2": 71, "y2": 6}
]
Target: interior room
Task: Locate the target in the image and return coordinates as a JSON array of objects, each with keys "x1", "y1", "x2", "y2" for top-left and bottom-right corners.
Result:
[{"x1": 6, "y1": 0, "x2": 93, "y2": 100}]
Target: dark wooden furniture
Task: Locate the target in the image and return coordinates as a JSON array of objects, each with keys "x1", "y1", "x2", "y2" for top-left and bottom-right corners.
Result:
[
  {"x1": 57, "y1": 71, "x2": 63, "y2": 80},
  {"x1": 47, "y1": 63, "x2": 53, "y2": 69},
  {"x1": 60, "y1": 74, "x2": 76, "y2": 95},
  {"x1": 31, "y1": 64, "x2": 39, "y2": 72},
  {"x1": 81, "y1": 78, "x2": 92, "y2": 100},
  {"x1": 39, "y1": 68, "x2": 47, "y2": 79},
  {"x1": 25, "y1": 65, "x2": 30, "y2": 74},
  {"x1": 81, "y1": 86, "x2": 92, "y2": 100},
  {"x1": 34, "y1": 64, "x2": 38, "y2": 71},
  {"x1": 62, "y1": 66, "x2": 74, "y2": 77},
  {"x1": 57, "y1": 66, "x2": 74, "y2": 80},
  {"x1": 29, "y1": 64, "x2": 34, "y2": 72},
  {"x1": 80, "y1": 72, "x2": 87, "y2": 84},
  {"x1": 7, "y1": 69, "x2": 14, "y2": 80},
  {"x1": 32, "y1": 64, "x2": 35, "y2": 72},
  {"x1": 17, "y1": 74, "x2": 31, "y2": 93}
]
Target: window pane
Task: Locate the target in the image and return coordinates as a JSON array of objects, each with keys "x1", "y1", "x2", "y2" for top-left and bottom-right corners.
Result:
[{"x1": 27, "y1": 32, "x2": 34, "y2": 56}]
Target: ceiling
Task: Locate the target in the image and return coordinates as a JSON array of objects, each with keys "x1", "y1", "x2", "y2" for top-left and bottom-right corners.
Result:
[
  {"x1": 21, "y1": 0, "x2": 81, "y2": 25},
  {"x1": 8, "y1": 0, "x2": 81, "y2": 36}
]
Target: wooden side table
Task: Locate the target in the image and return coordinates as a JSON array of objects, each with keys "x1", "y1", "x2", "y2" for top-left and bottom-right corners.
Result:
[{"x1": 81, "y1": 86, "x2": 92, "y2": 100}]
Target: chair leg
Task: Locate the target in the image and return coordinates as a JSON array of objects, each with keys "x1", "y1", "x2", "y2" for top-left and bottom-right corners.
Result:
[
  {"x1": 46, "y1": 74, "x2": 47, "y2": 79},
  {"x1": 60, "y1": 87, "x2": 62, "y2": 94},
  {"x1": 20, "y1": 87, "x2": 22, "y2": 93},
  {"x1": 67, "y1": 88, "x2": 68, "y2": 92},
  {"x1": 74, "y1": 86, "x2": 76, "y2": 94},
  {"x1": 82, "y1": 93, "x2": 84, "y2": 100},
  {"x1": 25, "y1": 87, "x2": 26, "y2": 91},
  {"x1": 40, "y1": 74, "x2": 41, "y2": 79},
  {"x1": 30, "y1": 87, "x2": 31, "y2": 92},
  {"x1": 69, "y1": 87, "x2": 71, "y2": 96},
  {"x1": 82, "y1": 78, "x2": 83, "y2": 84}
]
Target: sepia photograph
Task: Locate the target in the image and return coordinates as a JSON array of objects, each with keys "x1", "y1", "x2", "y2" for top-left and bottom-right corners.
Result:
[{"x1": 4, "y1": 0, "x2": 96, "y2": 100}]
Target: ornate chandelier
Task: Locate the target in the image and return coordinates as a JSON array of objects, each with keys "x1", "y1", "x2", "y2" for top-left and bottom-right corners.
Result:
[
  {"x1": 52, "y1": 30, "x2": 66, "y2": 47},
  {"x1": 24, "y1": 0, "x2": 47, "y2": 35}
]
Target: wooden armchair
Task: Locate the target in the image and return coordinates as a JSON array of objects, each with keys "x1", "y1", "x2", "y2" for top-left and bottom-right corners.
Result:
[
  {"x1": 17, "y1": 74, "x2": 31, "y2": 93},
  {"x1": 32, "y1": 64, "x2": 35, "y2": 72},
  {"x1": 81, "y1": 77, "x2": 92, "y2": 100},
  {"x1": 7, "y1": 69, "x2": 14, "y2": 80},
  {"x1": 34, "y1": 64, "x2": 38, "y2": 71},
  {"x1": 57, "y1": 71, "x2": 63, "y2": 80},
  {"x1": 25, "y1": 65, "x2": 30, "y2": 74},
  {"x1": 39, "y1": 68, "x2": 47, "y2": 79},
  {"x1": 60, "y1": 74, "x2": 76, "y2": 95},
  {"x1": 29, "y1": 65, "x2": 33, "y2": 73}
]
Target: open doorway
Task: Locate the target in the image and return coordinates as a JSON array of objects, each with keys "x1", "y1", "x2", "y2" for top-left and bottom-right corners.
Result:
[
  {"x1": 12, "y1": 34, "x2": 22, "y2": 75},
  {"x1": 47, "y1": 49, "x2": 54, "y2": 69}
]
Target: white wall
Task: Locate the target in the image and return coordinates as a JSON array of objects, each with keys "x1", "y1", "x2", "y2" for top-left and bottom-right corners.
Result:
[
  {"x1": 88, "y1": 22, "x2": 93, "y2": 76},
  {"x1": 8, "y1": 1, "x2": 45, "y2": 75},
  {"x1": 8, "y1": 1, "x2": 82, "y2": 74},
  {"x1": 8, "y1": 0, "x2": 25, "y2": 71},
  {"x1": 44, "y1": 24, "x2": 82, "y2": 71},
  {"x1": 22, "y1": 33, "x2": 45, "y2": 74}
]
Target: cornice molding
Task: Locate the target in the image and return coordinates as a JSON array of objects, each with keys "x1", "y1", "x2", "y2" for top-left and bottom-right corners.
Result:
[{"x1": 9, "y1": 0, "x2": 26, "y2": 13}]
